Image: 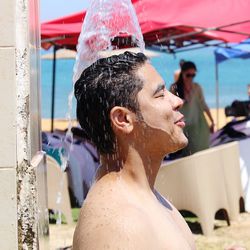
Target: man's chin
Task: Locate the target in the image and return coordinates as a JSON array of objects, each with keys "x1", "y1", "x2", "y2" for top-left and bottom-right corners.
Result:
[{"x1": 169, "y1": 137, "x2": 188, "y2": 154}]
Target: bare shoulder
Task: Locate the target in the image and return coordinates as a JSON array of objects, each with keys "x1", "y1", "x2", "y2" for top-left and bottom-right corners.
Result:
[
  {"x1": 73, "y1": 187, "x2": 155, "y2": 250},
  {"x1": 73, "y1": 174, "x2": 156, "y2": 249}
]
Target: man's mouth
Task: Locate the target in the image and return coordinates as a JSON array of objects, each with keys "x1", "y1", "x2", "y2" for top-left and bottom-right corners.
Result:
[{"x1": 175, "y1": 115, "x2": 185, "y2": 128}]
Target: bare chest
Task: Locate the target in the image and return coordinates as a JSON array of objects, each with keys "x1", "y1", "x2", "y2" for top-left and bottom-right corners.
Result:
[{"x1": 143, "y1": 202, "x2": 195, "y2": 250}]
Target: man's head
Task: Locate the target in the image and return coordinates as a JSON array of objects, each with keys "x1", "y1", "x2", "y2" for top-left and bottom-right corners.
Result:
[
  {"x1": 74, "y1": 52, "x2": 147, "y2": 154},
  {"x1": 75, "y1": 51, "x2": 187, "y2": 156}
]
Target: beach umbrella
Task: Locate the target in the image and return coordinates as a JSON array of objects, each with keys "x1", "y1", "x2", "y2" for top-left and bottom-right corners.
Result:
[{"x1": 215, "y1": 39, "x2": 250, "y2": 64}]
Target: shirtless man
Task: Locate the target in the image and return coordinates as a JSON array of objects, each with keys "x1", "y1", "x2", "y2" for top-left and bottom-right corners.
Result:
[{"x1": 73, "y1": 52, "x2": 195, "y2": 249}]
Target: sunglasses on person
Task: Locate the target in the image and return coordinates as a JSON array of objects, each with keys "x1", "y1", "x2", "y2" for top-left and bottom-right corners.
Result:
[{"x1": 184, "y1": 73, "x2": 196, "y2": 78}]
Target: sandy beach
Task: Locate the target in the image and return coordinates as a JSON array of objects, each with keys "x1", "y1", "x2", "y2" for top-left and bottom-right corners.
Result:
[
  {"x1": 41, "y1": 119, "x2": 78, "y2": 132},
  {"x1": 41, "y1": 108, "x2": 232, "y2": 132}
]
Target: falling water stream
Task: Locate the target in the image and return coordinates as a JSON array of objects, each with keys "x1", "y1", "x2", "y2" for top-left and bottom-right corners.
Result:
[
  {"x1": 52, "y1": 0, "x2": 146, "y2": 239},
  {"x1": 65, "y1": 0, "x2": 145, "y2": 169}
]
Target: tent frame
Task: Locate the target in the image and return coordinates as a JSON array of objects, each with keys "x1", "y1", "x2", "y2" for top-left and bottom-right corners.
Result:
[{"x1": 51, "y1": 45, "x2": 58, "y2": 132}]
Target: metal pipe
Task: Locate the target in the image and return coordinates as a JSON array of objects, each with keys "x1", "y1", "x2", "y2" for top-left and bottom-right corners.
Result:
[
  {"x1": 51, "y1": 46, "x2": 57, "y2": 132},
  {"x1": 215, "y1": 61, "x2": 220, "y2": 130}
]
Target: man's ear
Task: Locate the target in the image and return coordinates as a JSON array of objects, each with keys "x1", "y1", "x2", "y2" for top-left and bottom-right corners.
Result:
[{"x1": 110, "y1": 106, "x2": 134, "y2": 134}]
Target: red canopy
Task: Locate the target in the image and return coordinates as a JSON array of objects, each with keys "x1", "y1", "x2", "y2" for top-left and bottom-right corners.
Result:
[
  {"x1": 41, "y1": 0, "x2": 250, "y2": 51},
  {"x1": 134, "y1": 0, "x2": 250, "y2": 46},
  {"x1": 41, "y1": 11, "x2": 86, "y2": 49}
]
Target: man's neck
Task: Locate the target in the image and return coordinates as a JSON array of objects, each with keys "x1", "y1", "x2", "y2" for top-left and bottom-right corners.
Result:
[{"x1": 98, "y1": 146, "x2": 163, "y2": 191}]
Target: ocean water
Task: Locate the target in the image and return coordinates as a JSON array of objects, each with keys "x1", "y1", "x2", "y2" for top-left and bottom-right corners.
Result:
[{"x1": 41, "y1": 47, "x2": 250, "y2": 118}]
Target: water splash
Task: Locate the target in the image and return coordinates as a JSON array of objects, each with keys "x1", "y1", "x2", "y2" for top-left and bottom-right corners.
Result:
[
  {"x1": 60, "y1": 87, "x2": 74, "y2": 173},
  {"x1": 61, "y1": 0, "x2": 145, "y2": 173},
  {"x1": 73, "y1": 0, "x2": 145, "y2": 84},
  {"x1": 62, "y1": 0, "x2": 146, "y2": 169},
  {"x1": 52, "y1": 0, "x2": 146, "y2": 218}
]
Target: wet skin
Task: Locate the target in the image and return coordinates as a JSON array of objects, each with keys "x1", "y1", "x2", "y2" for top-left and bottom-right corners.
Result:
[
  {"x1": 136, "y1": 62, "x2": 188, "y2": 155},
  {"x1": 73, "y1": 62, "x2": 195, "y2": 250}
]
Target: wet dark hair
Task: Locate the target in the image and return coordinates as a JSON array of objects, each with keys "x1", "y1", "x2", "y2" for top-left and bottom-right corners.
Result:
[
  {"x1": 174, "y1": 61, "x2": 197, "y2": 99},
  {"x1": 74, "y1": 51, "x2": 148, "y2": 154}
]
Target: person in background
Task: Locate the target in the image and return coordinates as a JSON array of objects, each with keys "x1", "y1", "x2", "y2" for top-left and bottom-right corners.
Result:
[
  {"x1": 73, "y1": 52, "x2": 195, "y2": 249},
  {"x1": 170, "y1": 61, "x2": 214, "y2": 156},
  {"x1": 174, "y1": 59, "x2": 185, "y2": 82}
]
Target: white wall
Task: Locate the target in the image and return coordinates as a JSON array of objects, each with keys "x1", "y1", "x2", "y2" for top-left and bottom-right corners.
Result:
[
  {"x1": 0, "y1": 0, "x2": 45, "y2": 249},
  {"x1": 0, "y1": 0, "x2": 18, "y2": 249}
]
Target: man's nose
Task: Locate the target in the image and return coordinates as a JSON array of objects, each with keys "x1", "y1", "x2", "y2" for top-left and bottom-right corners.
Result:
[{"x1": 171, "y1": 92, "x2": 184, "y2": 110}]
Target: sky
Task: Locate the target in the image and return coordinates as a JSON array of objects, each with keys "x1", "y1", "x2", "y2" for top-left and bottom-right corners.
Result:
[{"x1": 40, "y1": 0, "x2": 90, "y2": 21}]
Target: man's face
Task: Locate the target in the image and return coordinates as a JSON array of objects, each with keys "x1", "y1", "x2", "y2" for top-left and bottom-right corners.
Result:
[{"x1": 135, "y1": 62, "x2": 188, "y2": 154}]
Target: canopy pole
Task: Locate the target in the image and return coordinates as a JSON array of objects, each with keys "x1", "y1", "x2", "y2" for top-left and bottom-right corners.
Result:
[
  {"x1": 215, "y1": 61, "x2": 219, "y2": 130},
  {"x1": 51, "y1": 45, "x2": 57, "y2": 132}
]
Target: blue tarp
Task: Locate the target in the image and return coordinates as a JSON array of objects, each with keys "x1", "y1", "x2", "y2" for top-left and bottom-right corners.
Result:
[{"x1": 215, "y1": 39, "x2": 250, "y2": 64}]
